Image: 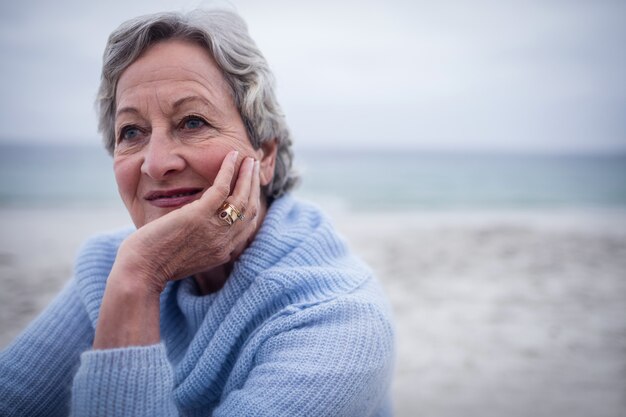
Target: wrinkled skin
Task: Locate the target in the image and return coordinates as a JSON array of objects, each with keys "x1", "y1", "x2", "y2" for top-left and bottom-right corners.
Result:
[{"x1": 93, "y1": 40, "x2": 277, "y2": 348}]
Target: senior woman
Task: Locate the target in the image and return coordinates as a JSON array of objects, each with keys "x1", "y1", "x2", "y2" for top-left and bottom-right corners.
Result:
[{"x1": 0, "y1": 9, "x2": 394, "y2": 417}]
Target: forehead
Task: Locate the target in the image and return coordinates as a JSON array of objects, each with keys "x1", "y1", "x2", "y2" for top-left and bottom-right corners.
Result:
[{"x1": 115, "y1": 39, "x2": 233, "y2": 110}]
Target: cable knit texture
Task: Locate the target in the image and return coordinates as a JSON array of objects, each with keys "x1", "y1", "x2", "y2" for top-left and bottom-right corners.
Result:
[{"x1": 0, "y1": 195, "x2": 395, "y2": 416}]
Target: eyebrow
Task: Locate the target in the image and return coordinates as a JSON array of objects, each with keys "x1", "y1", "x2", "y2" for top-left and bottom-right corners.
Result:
[
  {"x1": 115, "y1": 95, "x2": 223, "y2": 118},
  {"x1": 115, "y1": 106, "x2": 141, "y2": 118}
]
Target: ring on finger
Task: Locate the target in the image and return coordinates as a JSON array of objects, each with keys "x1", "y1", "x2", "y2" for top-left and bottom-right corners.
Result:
[{"x1": 218, "y1": 202, "x2": 243, "y2": 226}]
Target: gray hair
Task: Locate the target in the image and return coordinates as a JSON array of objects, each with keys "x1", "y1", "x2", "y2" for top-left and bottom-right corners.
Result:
[{"x1": 97, "y1": 9, "x2": 298, "y2": 199}]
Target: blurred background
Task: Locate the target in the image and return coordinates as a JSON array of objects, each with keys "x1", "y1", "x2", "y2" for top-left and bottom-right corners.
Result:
[{"x1": 1, "y1": 1, "x2": 625, "y2": 416}]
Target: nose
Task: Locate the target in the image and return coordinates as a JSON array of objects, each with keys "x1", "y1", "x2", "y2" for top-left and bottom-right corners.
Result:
[{"x1": 140, "y1": 129, "x2": 186, "y2": 180}]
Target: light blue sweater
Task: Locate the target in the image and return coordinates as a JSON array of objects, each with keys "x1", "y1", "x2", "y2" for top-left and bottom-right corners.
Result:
[{"x1": 0, "y1": 196, "x2": 394, "y2": 416}]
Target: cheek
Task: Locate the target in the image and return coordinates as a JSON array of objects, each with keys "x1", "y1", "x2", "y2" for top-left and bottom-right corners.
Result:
[
  {"x1": 190, "y1": 141, "x2": 255, "y2": 184},
  {"x1": 190, "y1": 144, "x2": 255, "y2": 193},
  {"x1": 190, "y1": 151, "x2": 225, "y2": 184},
  {"x1": 113, "y1": 157, "x2": 140, "y2": 204}
]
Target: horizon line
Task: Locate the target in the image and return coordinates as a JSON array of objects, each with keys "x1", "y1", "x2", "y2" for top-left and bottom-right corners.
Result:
[{"x1": 1, "y1": 139, "x2": 625, "y2": 158}]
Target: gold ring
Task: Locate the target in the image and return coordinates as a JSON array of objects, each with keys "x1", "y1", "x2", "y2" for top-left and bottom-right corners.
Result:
[{"x1": 218, "y1": 202, "x2": 242, "y2": 226}]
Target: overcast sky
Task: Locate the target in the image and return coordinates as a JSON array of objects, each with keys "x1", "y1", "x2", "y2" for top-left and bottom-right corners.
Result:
[{"x1": 0, "y1": 0, "x2": 624, "y2": 152}]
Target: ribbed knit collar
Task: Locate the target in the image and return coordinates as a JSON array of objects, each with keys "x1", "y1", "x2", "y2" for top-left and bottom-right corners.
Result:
[
  {"x1": 176, "y1": 278, "x2": 218, "y2": 336},
  {"x1": 73, "y1": 194, "x2": 374, "y2": 411}
]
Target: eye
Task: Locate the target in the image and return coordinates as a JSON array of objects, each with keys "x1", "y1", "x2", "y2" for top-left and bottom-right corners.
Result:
[
  {"x1": 181, "y1": 116, "x2": 206, "y2": 130},
  {"x1": 119, "y1": 125, "x2": 142, "y2": 142}
]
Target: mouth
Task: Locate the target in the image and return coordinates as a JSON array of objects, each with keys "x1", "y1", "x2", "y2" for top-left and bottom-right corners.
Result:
[
  {"x1": 145, "y1": 188, "x2": 203, "y2": 200},
  {"x1": 144, "y1": 187, "x2": 204, "y2": 208}
]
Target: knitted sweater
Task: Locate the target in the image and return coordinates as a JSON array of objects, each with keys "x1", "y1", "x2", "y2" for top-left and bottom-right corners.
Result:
[{"x1": 0, "y1": 196, "x2": 394, "y2": 416}]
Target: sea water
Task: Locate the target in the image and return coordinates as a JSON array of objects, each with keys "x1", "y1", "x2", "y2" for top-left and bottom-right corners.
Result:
[
  {"x1": 298, "y1": 149, "x2": 626, "y2": 211},
  {"x1": 1, "y1": 143, "x2": 625, "y2": 211}
]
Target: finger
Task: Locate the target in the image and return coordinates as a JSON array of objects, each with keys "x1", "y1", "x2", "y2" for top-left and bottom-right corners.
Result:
[
  {"x1": 228, "y1": 160, "x2": 261, "y2": 259},
  {"x1": 201, "y1": 150, "x2": 239, "y2": 204},
  {"x1": 246, "y1": 160, "x2": 261, "y2": 222},
  {"x1": 226, "y1": 156, "x2": 255, "y2": 216}
]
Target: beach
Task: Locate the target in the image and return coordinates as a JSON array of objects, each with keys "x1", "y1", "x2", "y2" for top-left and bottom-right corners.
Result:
[{"x1": 1, "y1": 204, "x2": 625, "y2": 417}]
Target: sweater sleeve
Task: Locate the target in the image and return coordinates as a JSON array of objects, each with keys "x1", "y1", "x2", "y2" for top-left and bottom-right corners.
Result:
[
  {"x1": 71, "y1": 343, "x2": 178, "y2": 416},
  {"x1": 213, "y1": 299, "x2": 395, "y2": 417},
  {"x1": 0, "y1": 279, "x2": 94, "y2": 417}
]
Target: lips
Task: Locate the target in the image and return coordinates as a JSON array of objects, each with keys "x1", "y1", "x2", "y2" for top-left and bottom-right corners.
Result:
[
  {"x1": 144, "y1": 187, "x2": 203, "y2": 208},
  {"x1": 145, "y1": 188, "x2": 202, "y2": 200}
]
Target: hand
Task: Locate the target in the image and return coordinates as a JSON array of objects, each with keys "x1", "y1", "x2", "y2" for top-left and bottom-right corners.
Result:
[
  {"x1": 94, "y1": 151, "x2": 261, "y2": 348},
  {"x1": 114, "y1": 150, "x2": 262, "y2": 294}
]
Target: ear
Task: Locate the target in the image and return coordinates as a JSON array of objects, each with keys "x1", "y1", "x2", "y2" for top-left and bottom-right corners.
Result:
[{"x1": 257, "y1": 139, "x2": 278, "y2": 186}]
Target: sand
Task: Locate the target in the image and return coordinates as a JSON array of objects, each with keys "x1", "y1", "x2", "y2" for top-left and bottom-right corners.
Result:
[{"x1": 1, "y1": 204, "x2": 625, "y2": 417}]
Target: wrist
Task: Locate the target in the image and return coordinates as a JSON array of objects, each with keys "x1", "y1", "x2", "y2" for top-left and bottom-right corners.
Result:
[
  {"x1": 113, "y1": 238, "x2": 168, "y2": 295},
  {"x1": 94, "y1": 264, "x2": 162, "y2": 349}
]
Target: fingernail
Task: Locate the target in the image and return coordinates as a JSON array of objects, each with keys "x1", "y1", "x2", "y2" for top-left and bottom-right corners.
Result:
[
  {"x1": 230, "y1": 151, "x2": 239, "y2": 162},
  {"x1": 255, "y1": 160, "x2": 260, "y2": 173}
]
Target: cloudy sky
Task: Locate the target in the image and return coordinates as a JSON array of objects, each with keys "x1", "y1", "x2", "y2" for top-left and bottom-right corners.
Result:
[{"x1": 0, "y1": 0, "x2": 624, "y2": 152}]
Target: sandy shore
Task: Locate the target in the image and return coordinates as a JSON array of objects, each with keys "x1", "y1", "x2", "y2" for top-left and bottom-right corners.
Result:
[{"x1": 1, "y1": 204, "x2": 625, "y2": 417}]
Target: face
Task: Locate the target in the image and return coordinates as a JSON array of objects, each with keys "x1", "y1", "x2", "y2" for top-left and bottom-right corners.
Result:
[{"x1": 113, "y1": 40, "x2": 276, "y2": 227}]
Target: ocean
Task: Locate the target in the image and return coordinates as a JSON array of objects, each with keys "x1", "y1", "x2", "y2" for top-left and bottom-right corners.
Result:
[{"x1": 1, "y1": 143, "x2": 625, "y2": 212}]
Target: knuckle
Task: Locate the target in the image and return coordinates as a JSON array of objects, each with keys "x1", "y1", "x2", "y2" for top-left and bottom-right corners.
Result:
[
  {"x1": 215, "y1": 246, "x2": 228, "y2": 262},
  {"x1": 249, "y1": 207, "x2": 258, "y2": 219}
]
